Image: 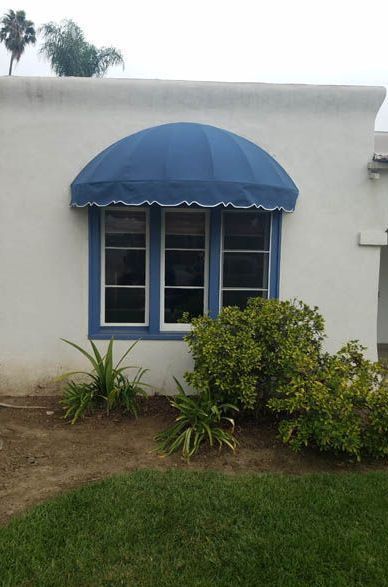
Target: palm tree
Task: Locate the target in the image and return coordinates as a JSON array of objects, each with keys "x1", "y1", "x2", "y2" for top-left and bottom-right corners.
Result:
[
  {"x1": 0, "y1": 9, "x2": 36, "y2": 75},
  {"x1": 40, "y1": 20, "x2": 124, "y2": 77}
]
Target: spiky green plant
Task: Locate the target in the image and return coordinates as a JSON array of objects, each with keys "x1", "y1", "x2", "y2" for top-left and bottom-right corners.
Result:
[
  {"x1": 60, "y1": 338, "x2": 148, "y2": 423},
  {"x1": 61, "y1": 381, "x2": 96, "y2": 425},
  {"x1": 111, "y1": 369, "x2": 148, "y2": 417},
  {"x1": 155, "y1": 379, "x2": 238, "y2": 461}
]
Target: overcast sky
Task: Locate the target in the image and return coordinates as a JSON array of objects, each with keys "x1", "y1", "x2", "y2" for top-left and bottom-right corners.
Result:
[{"x1": 1, "y1": 0, "x2": 388, "y2": 129}]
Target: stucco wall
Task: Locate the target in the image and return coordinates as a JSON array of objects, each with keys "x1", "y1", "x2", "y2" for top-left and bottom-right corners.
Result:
[
  {"x1": 0, "y1": 77, "x2": 386, "y2": 395},
  {"x1": 376, "y1": 133, "x2": 388, "y2": 344},
  {"x1": 378, "y1": 245, "x2": 388, "y2": 343}
]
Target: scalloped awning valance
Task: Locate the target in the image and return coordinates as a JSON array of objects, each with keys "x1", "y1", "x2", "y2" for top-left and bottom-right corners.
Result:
[{"x1": 71, "y1": 122, "x2": 299, "y2": 211}]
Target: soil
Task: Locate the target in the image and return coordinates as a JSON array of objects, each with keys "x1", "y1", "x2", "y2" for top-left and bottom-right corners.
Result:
[{"x1": 1, "y1": 395, "x2": 387, "y2": 525}]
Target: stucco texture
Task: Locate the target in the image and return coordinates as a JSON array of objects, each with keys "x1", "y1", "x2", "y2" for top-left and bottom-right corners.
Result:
[{"x1": 0, "y1": 77, "x2": 386, "y2": 395}]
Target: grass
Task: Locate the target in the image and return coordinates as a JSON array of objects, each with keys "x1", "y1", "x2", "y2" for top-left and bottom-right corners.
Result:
[{"x1": 1, "y1": 470, "x2": 388, "y2": 586}]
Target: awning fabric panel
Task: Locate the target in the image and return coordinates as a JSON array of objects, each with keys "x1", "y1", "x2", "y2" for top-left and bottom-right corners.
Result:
[{"x1": 71, "y1": 122, "x2": 299, "y2": 211}]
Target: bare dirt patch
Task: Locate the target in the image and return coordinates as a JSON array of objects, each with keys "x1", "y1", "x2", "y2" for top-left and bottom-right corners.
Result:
[{"x1": 1, "y1": 395, "x2": 387, "y2": 525}]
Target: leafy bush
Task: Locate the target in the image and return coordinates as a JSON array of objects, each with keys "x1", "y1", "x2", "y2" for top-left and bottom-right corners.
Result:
[
  {"x1": 268, "y1": 341, "x2": 388, "y2": 460},
  {"x1": 60, "y1": 338, "x2": 148, "y2": 423},
  {"x1": 184, "y1": 298, "x2": 388, "y2": 460},
  {"x1": 184, "y1": 297, "x2": 324, "y2": 411},
  {"x1": 155, "y1": 379, "x2": 238, "y2": 461}
]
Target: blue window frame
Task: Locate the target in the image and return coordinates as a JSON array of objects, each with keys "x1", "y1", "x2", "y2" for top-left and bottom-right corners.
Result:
[{"x1": 88, "y1": 205, "x2": 282, "y2": 340}]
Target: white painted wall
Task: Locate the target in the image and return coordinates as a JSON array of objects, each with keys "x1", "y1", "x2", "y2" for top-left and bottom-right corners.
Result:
[
  {"x1": 378, "y1": 245, "x2": 388, "y2": 343},
  {"x1": 0, "y1": 77, "x2": 387, "y2": 395},
  {"x1": 375, "y1": 132, "x2": 388, "y2": 343},
  {"x1": 375, "y1": 131, "x2": 388, "y2": 153}
]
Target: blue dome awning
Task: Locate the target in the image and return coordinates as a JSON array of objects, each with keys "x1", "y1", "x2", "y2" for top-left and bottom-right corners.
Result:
[{"x1": 71, "y1": 122, "x2": 299, "y2": 211}]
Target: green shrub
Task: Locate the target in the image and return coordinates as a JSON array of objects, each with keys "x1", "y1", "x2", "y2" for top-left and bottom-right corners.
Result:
[
  {"x1": 155, "y1": 379, "x2": 238, "y2": 461},
  {"x1": 184, "y1": 297, "x2": 324, "y2": 411},
  {"x1": 184, "y1": 298, "x2": 388, "y2": 460},
  {"x1": 60, "y1": 338, "x2": 148, "y2": 423},
  {"x1": 268, "y1": 341, "x2": 388, "y2": 460}
]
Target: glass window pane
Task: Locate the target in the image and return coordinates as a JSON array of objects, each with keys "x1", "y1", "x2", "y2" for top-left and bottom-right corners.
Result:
[
  {"x1": 164, "y1": 288, "x2": 204, "y2": 323},
  {"x1": 105, "y1": 211, "x2": 146, "y2": 247},
  {"x1": 105, "y1": 288, "x2": 145, "y2": 323},
  {"x1": 224, "y1": 212, "x2": 270, "y2": 250},
  {"x1": 223, "y1": 252, "x2": 268, "y2": 289},
  {"x1": 223, "y1": 290, "x2": 266, "y2": 309},
  {"x1": 105, "y1": 250, "x2": 145, "y2": 286},
  {"x1": 165, "y1": 251, "x2": 205, "y2": 286},
  {"x1": 165, "y1": 212, "x2": 205, "y2": 248}
]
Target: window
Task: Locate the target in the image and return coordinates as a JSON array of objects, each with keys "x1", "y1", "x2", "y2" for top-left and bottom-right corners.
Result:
[
  {"x1": 162, "y1": 210, "x2": 209, "y2": 330},
  {"x1": 221, "y1": 211, "x2": 271, "y2": 308},
  {"x1": 102, "y1": 209, "x2": 149, "y2": 326},
  {"x1": 89, "y1": 205, "x2": 281, "y2": 339}
]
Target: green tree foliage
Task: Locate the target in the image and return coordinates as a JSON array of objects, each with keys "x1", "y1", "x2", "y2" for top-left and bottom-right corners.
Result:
[
  {"x1": 0, "y1": 9, "x2": 36, "y2": 75},
  {"x1": 39, "y1": 20, "x2": 124, "y2": 77}
]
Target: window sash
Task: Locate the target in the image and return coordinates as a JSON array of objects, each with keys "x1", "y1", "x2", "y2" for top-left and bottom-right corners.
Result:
[
  {"x1": 220, "y1": 210, "x2": 272, "y2": 308},
  {"x1": 160, "y1": 208, "x2": 210, "y2": 331},
  {"x1": 101, "y1": 207, "x2": 150, "y2": 327}
]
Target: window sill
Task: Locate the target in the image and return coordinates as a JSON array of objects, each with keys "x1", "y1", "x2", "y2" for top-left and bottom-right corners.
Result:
[{"x1": 89, "y1": 326, "x2": 187, "y2": 341}]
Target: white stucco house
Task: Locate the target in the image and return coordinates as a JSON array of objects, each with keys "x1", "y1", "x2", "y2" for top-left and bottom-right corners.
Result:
[{"x1": 1, "y1": 76, "x2": 388, "y2": 396}]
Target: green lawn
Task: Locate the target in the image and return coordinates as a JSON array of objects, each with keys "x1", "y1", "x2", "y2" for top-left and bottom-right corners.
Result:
[{"x1": 1, "y1": 470, "x2": 388, "y2": 586}]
